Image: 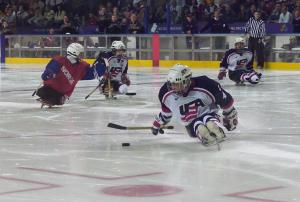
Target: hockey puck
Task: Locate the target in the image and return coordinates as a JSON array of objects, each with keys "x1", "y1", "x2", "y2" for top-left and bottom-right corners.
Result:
[{"x1": 122, "y1": 143, "x2": 130, "y2": 147}]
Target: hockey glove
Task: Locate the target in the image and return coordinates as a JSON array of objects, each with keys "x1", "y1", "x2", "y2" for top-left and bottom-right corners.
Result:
[
  {"x1": 121, "y1": 74, "x2": 131, "y2": 86},
  {"x1": 151, "y1": 115, "x2": 166, "y2": 135},
  {"x1": 222, "y1": 107, "x2": 238, "y2": 131},
  {"x1": 218, "y1": 70, "x2": 226, "y2": 80}
]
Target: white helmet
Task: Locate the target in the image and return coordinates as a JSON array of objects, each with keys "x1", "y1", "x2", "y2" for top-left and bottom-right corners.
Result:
[
  {"x1": 111, "y1": 41, "x2": 126, "y2": 51},
  {"x1": 167, "y1": 64, "x2": 192, "y2": 94},
  {"x1": 67, "y1": 43, "x2": 84, "y2": 58},
  {"x1": 235, "y1": 37, "x2": 245, "y2": 44}
]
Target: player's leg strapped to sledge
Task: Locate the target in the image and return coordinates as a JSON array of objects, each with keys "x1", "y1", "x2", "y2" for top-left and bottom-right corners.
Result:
[
  {"x1": 36, "y1": 85, "x2": 67, "y2": 107},
  {"x1": 186, "y1": 113, "x2": 226, "y2": 146},
  {"x1": 229, "y1": 69, "x2": 261, "y2": 85}
]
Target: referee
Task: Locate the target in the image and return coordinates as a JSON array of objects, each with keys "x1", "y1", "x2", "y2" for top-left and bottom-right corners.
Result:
[{"x1": 245, "y1": 10, "x2": 266, "y2": 69}]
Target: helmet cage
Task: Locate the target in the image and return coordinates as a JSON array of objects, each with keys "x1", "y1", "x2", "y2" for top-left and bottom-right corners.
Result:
[{"x1": 167, "y1": 65, "x2": 192, "y2": 95}]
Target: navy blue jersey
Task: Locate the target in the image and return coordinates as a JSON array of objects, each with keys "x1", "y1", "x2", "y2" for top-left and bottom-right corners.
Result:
[{"x1": 158, "y1": 76, "x2": 233, "y2": 126}]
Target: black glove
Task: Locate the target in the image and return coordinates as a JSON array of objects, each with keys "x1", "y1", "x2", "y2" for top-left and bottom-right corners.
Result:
[{"x1": 151, "y1": 127, "x2": 164, "y2": 135}]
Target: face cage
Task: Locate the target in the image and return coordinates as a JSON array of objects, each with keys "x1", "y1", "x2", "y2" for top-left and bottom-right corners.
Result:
[
  {"x1": 167, "y1": 79, "x2": 190, "y2": 96},
  {"x1": 112, "y1": 48, "x2": 126, "y2": 55}
]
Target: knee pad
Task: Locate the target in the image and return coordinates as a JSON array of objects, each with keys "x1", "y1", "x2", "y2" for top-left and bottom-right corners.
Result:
[
  {"x1": 206, "y1": 121, "x2": 225, "y2": 140},
  {"x1": 196, "y1": 125, "x2": 215, "y2": 143}
]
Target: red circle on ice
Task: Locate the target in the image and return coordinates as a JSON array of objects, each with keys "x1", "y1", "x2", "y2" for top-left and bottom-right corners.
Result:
[{"x1": 101, "y1": 184, "x2": 183, "y2": 197}]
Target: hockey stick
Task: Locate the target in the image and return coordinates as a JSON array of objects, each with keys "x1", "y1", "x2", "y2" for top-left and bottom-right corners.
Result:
[
  {"x1": 107, "y1": 123, "x2": 174, "y2": 130},
  {"x1": 103, "y1": 58, "x2": 113, "y2": 99},
  {"x1": 32, "y1": 82, "x2": 43, "y2": 96},
  {"x1": 85, "y1": 58, "x2": 112, "y2": 100},
  {"x1": 125, "y1": 92, "x2": 136, "y2": 96},
  {"x1": 85, "y1": 83, "x2": 101, "y2": 100}
]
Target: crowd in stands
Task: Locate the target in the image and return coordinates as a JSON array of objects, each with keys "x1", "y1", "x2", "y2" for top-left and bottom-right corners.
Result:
[
  {"x1": 1, "y1": 0, "x2": 300, "y2": 34},
  {"x1": 0, "y1": 0, "x2": 147, "y2": 34},
  {"x1": 180, "y1": 0, "x2": 300, "y2": 33}
]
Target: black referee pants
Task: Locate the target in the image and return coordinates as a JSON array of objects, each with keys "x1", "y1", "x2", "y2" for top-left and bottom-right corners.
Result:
[{"x1": 248, "y1": 37, "x2": 264, "y2": 68}]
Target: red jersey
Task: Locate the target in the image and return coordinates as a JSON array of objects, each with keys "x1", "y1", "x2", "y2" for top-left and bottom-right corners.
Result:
[{"x1": 44, "y1": 56, "x2": 90, "y2": 97}]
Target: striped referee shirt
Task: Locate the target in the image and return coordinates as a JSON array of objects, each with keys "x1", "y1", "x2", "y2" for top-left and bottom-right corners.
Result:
[{"x1": 245, "y1": 17, "x2": 266, "y2": 38}]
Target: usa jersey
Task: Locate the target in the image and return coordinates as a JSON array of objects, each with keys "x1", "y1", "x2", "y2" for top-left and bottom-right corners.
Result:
[
  {"x1": 94, "y1": 51, "x2": 128, "y2": 82},
  {"x1": 43, "y1": 56, "x2": 90, "y2": 97},
  {"x1": 220, "y1": 48, "x2": 253, "y2": 71},
  {"x1": 158, "y1": 76, "x2": 233, "y2": 126}
]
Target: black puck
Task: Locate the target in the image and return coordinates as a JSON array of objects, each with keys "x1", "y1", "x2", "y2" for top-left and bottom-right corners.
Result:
[{"x1": 122, "y1": 142, "x2": 130, "y2": 147}]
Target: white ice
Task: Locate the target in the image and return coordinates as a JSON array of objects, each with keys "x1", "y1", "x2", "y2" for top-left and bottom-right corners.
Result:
[{"x1": 0, "y1": 65, "x2": 300, "y2": 202}]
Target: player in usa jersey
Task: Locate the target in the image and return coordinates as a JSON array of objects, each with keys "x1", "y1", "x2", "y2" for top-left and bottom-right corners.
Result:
[
  {"x1": 36, "y1": 43, "x2": 103, "y2": 107},
  {"x1": 92, "y1": 41, "x2": 130, "y2": 95},
  {"x1": 151, "y1": 64, "x2": 238, "y2": 146},
  {"x1": 218, "y1": 37, "x2": 261, "y2": 85}
]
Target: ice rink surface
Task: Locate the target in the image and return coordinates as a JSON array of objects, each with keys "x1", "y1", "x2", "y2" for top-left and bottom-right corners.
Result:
[{"x1": 0, "y1": 65, "x2": 300, "y2": 202}]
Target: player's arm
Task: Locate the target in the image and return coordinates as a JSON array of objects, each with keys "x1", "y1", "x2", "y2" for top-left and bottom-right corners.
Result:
[
  {"x1": 41, "y1": 59, "x2": 60, "y2": 80},
  {"x1": 202, "y1": 76, "x2": 238, "y2": 131},
  {"x1": 218, "y1": 51, "x2": 229, "y2": 80},
  {"x1": 81, "y1": 52, "x2": 108, "y2": 80},
  {"x1": 151, "y1": 84, "x2": 173, "y2": 135}
]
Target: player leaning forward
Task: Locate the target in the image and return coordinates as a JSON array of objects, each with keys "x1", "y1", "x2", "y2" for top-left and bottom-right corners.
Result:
[
  {"x1": 218, "y1": 37, "x2": 261, "y2": 85},
  {"x1": 36, "y1": 43, "x2": 102, "y2": 107},
  {"x1": 151, "y1": 64, "x2": 238, "y2": 146}
]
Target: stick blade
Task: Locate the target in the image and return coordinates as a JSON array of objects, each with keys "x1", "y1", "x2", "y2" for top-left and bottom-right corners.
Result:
[
  {"x1": 107, "y1": 123, "x2": 127, "y2": 130},
  {"x1": 125, "y1": 92, "x2": 136, "y2": 96}
]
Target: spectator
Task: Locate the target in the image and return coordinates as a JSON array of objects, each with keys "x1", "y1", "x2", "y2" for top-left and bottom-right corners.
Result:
[
  {"x1": 182, "y1": 13, "x2": 197, "y2": 49},
  {"x1": 170, "y1": 0, "x2": 180, "y2": 24},
  {"x1": 42, "y1": 28, "x2": 59, "y2": 46},
  {"x1": 279, "y1": 5, "x2": 292, "y2": 23},
  {"x1": 237, "y1": 5, "x2": 249, "y2": 22},
  {"x1": 182, "y1": 13, "x2": 197, "y2": 34},
  {"x1": 0, "y1": 20, "x2": 13, "y2": 34},
  {"x1": 44, "y1": 6, "x2": 55, "y2": 26},
  {"x1": 293, "y1": 9, "x2": 300, "y2": 32},
  {"x1": 27, "y1": 7, "x2": 46, "y2": 27},
  {"x1": 220, "y1": 3, "x2": 235, "y2": 23},
  {"x1": 16, "y1": 5, "x2": 29, "y2": 25},
  {"x1": 268, "y1": 3, "x2": 281, "y2": 23},
  {"x1": 203, "y1": 0, "x2": 218, "y2": 20},
  {"x1": 200, "y1": 10, "x2": 230, "y2": 33},
  {"x1": 97, "y1": 5, "x2": 108, "y2": 34},
  {"x1": 107, "y1": 14, "x2": 122, "y2": 34},
  {"x1": 54, "y1": 5, "x2": 66, "y2": 25},
  {"x1": 86, "y1": 12, "x2": 97, "y2": 26},
  {"x1": 119, "y1": 9, "x2": 131, "y2": 33},
  {"x1": 107, "y1": 14, "x2": 122, "y2": 42},
  {"x1": 245, "y1": 4, "x2": 257, "y2": 20},
  {"x1": 128, "y1": 13, "x2": 144, "y2": 34},
  {"x1": 60, "y1": 15, "x2": 76, "y2": 34}
]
